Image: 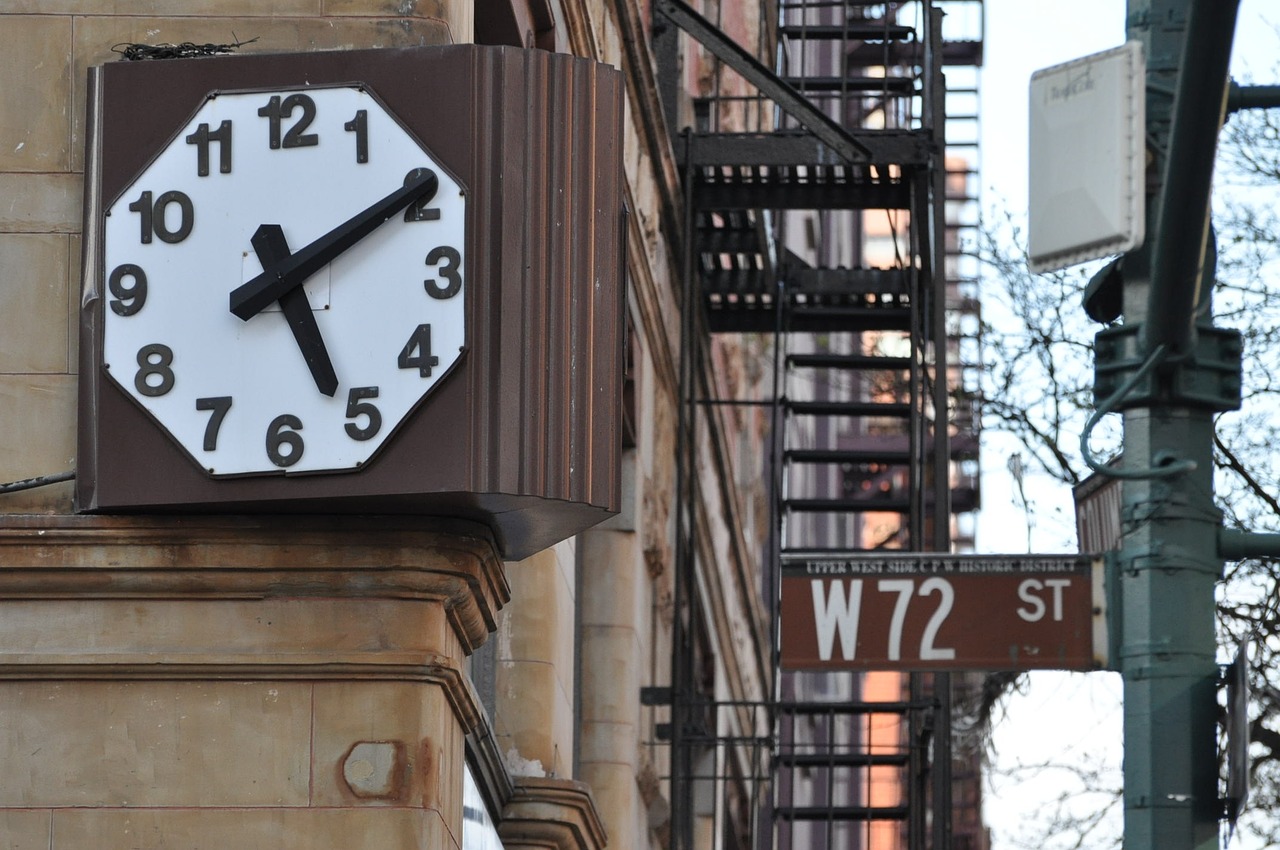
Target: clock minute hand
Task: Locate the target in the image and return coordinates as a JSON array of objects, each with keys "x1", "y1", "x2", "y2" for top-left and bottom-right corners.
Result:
[{"x1": 229, "y1": 169, "x2": 439, "y2": 321}]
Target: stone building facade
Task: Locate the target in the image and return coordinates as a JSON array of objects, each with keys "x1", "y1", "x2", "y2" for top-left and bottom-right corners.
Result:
[{"x1": 0, "y1": 2, "x2": 771, "y2": 849}]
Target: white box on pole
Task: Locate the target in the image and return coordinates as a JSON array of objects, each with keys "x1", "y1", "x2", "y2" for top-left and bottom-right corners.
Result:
[{"x1": 1028, "y1": 41, "x2": 1146, "y2": 273}]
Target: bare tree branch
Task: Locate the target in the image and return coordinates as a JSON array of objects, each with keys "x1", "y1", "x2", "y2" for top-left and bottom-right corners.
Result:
[{"x1": 1215, "y1": 432, "x2": 1280, "y2": 521}]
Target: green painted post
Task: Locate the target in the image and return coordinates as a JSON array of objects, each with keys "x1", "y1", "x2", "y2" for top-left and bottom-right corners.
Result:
[
  {"x1": 1111, "y1": 2, "x2": 1241, "y2": 848},
  {"x1": 1115, "y1": 409, "x2": 1221, "y2": 849}
]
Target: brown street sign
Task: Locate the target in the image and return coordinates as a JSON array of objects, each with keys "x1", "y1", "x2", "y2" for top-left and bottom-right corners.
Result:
[
  {"x1": 780, "y1": 553, "x2": 1107, "y2": 671},
  {"x1": 1074, "y1": 464, "x2": 1124, "y2": 553}
]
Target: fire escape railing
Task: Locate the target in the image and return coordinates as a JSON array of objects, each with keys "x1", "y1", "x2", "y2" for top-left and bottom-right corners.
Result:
[{"x1": 651, "y1": 2, "x2": 985, "y2": 848}]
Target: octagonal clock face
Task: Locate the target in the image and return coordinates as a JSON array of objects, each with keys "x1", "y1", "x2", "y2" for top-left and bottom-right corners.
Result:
[{"x1": 101, "y1": 85, "x2": 466, "y2": 476}]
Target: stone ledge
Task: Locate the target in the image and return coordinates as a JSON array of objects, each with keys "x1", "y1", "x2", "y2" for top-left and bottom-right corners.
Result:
[
  {"x1": 499, "y1": 777, "x2": 608, "y2": 850},
  {"x1": 0, "y1": 513, "x2": 509, "y2": 653},
  {"x1": 43, "y1": 806, "x2": 456, "y2": 850}
]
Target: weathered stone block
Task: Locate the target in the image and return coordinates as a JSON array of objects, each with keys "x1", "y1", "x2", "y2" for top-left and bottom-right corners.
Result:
[
  {"x1": 504, "y1": 547, "x2": 575, "y2": 678},
  {"x1": 0, "y1": 174, "x2": 82, "y2": 233},
  {"x1": 0, "y1": 234, "x2": 71, "y2": 374},
  {"x1": 311, "y1": 681, "x2": 466, "y2": 832},
  {"x1": 67, "y1": 233, "x2": 81, "y2": 373},
  {"x1": 0, "y1": 1, "x2": 319, "y2": 14},
  {"x1": 496, "y1": 659, "x2": 574, "y2": 779},
  {"x1": 578, "y1": 530, "x2": 642, "y2": 628},
  {"x1": 0, "y1": 810, "x2": 50, "y2": 849},
  {"x1": 0, "y1": 16, "x2": 72, "y2": 172},
  {"x1": 0, "y1": 681, "x2": 312, "y2": 807},
  {"x1": 49, "y1": 808, "x2": 456, "y2": 850},
  {"x1": 579, "y1": 624, "x2": 642, "y2": 726},
  {"x1": 0, "y1": 374, "x2": 75, "y2": 513},
  {"x1": 578, "y1": 718, "x2": 639, "y2": 768}
]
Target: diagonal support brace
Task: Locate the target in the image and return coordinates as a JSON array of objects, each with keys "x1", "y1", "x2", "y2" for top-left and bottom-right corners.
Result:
[{"x1": 653, "y1": 0, "x2": 873, "y2": 164}]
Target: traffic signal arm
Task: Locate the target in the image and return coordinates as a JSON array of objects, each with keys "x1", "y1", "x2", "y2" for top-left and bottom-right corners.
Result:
[
  {"x1": 1145, "y1": 0, "x2": 1239, "y2": 356},
  {"x1": 1219, "y1": 529, "x2": 1280, "y2": 560}
]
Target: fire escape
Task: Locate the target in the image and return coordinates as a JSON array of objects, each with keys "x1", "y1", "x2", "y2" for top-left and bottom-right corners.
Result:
[{"x1": 651, "y1": 1, "x2": 983, "y2": 848}]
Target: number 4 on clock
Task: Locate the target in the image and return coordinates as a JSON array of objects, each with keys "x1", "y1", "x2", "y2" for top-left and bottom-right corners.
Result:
[{"x1": 398, "y1": 324, "x2": 439, "y2": 377}]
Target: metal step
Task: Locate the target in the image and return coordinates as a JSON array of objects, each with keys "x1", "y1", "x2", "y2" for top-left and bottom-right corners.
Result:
[
  {"x1": 787, "y1": 353, "x2": 911, "y2": 370},
  {"x1": 781, "y1": 75, "x2": 917, "y2": 96},
  {"x1": 784, "y1": 436, "x2": 971, "y2": 463},
  {"x1": 952, "y1": 484, "x2": 980, "y2": 512},
  {"x1": 693, "y1": 168, "x2": 911, "y2": 212},
  {"x1": 787, "y1": 434, "x2": 915, "y2": 457},
  {"x1": 676, "y1": 131, "x2": 931, "y2": 169},
  {"x1": 776, "y1": 698, "x2": 929, "y2": 714},
  {"x1": 696, "y1": 214, "x2": 766, "y2": 253},
  {"x1": 949, "y1": 40, "x2": 985, "y2": 65},
  {"x1": 702, "y1": 269, "x2": 774, "y2": 296},
  {"x1": 697, "y1": 240, "x2": 909, "y2": 308},
  {"x1": 783, "y1": 266, "x2": 909, "y2": 297},
  {"x1": 784, "y1": 496, "x2": 911, "y2": 513},
  {"x1": 778, "y1": 22, "x2": 915, "y2": 41},
  {"x1": 774, "y1": 805, "x2": 911, "y2": 822},
  {"x1": 706, "y1": 302, "x2": 911, "y2": 334},
  {"x1": 783, "y1": 486, "x2": 976, "y2": 511},
  {"x1": 787, "y1": 304, "x2": 912, "y2": 332},
  {"x1": 786, "y1": 400, "x2": 910, "y2": 417},
  {"x1": 846, "y1": 42, "x2": 927, "y2": 66},
  {"x1": 785, "y1": 447, "x2": 912, "y2": 465},
  {"x1": 952, "y1": 432, "x2": 978, "y2": 460},
  {"x1": 843, "y1": 41, "x2": 985, "y2": 68},
  {"x1": 776, "y1": 751, "x2": 911, "y2": 768},
  {"x1": 778, "y1": 0, "x2": 917, "y2": 9}
]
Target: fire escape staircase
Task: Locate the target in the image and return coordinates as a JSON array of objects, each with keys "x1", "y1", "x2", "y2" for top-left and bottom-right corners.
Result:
[{"x1": 654, "y1": 1, "x2": 984, "y2": 847}]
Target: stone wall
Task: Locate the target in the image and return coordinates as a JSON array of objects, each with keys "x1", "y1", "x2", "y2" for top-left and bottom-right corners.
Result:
[{"x1": 0, "y1": 1, "x2": 775, "y2": 849}]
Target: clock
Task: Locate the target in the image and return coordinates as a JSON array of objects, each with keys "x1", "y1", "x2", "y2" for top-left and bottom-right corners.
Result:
[
  {"x1": 79, "y1": 47, "x2": 627, "y2": 560},
  {"x1": 100, "y1": 84, "x2": 466, "y2": 476}
]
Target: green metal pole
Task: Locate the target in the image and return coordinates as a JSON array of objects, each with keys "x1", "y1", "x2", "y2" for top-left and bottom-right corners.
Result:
[
  {"x1": 1116, "y1": 409, "x2": 1221, "y2": 849},
  {"x1": 1115, "y1": 2, "x2": 1240, "y2": 848},
  {"x1": 1144, "y1": 0, "x2": 1239, "y2": 354}
]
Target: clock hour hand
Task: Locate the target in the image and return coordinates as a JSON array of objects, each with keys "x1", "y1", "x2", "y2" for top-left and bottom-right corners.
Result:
[
  {"x1": 251, "y1": 224, "x2": 339, "y2": 397},
  {"x1": 229, "y1": 169, "x2": 438, "y2": 320}
]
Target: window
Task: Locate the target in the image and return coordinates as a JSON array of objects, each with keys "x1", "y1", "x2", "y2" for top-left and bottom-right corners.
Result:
[{"x1": 463, "y1": 763, "x2": 504, "y2": 850}]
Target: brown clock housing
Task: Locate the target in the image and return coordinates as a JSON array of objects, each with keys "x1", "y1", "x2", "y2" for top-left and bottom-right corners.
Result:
[{"x1": 77, "y1": 45, "x2": 626, "y2": 560}]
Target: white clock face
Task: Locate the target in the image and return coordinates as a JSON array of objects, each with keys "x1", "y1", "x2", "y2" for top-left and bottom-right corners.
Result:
[{"x1": 101, "y1": 86, "x2": 466, "y2": 476}]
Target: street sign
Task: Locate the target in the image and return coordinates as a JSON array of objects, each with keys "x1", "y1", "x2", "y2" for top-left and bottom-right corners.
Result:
[
  {"x1": 1224, "y1": 637, "x2": 1252, "y2": 828},
  {"x1": 780, "y1": 553, "x2": 1107, "y2": 671},
  {"x1": 1074, "y1": 463, "x2": 1123, "y2": 553}
]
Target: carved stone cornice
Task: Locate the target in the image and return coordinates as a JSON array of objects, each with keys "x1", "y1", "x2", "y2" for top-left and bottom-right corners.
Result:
[
  {"x1": 498, "y1": 777, "x2": 608, "y2": 850},
  {"x1": 0, "y1": 513, "x2": 509, "y2": 656}
]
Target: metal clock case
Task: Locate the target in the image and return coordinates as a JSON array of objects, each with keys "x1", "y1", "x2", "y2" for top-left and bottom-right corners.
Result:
[{"x1": 78, "y1": 46, "x2": 626, "y2": 560}]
